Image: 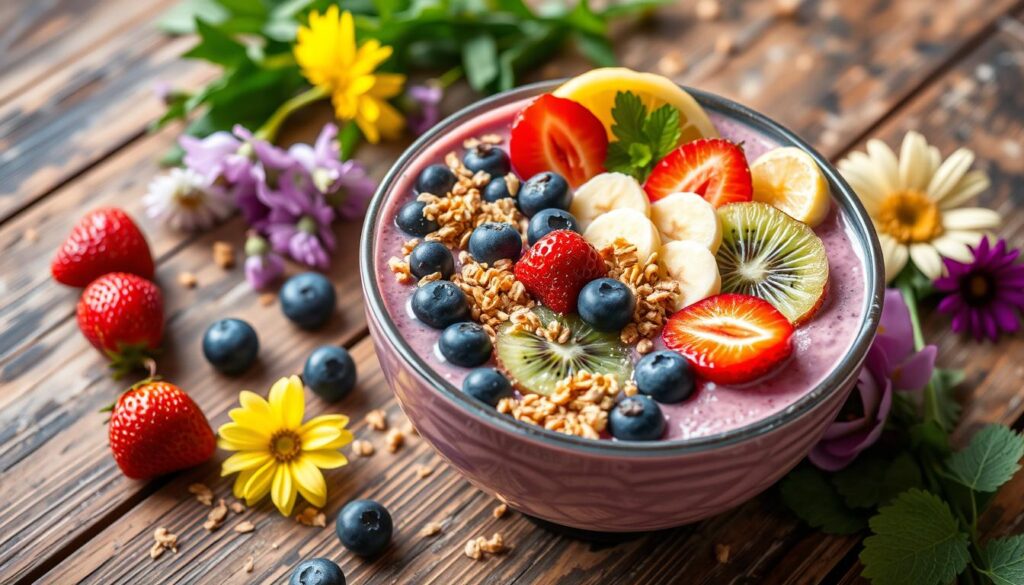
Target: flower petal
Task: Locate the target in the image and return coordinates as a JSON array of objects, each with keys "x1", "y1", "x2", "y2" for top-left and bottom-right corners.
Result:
[
  {"x1": 222, "y1": 451, "x2": 273, "y2": 476},
  {"x1": 939, "y1": 170, "x2": 990, "y2": 209},
  {"x1": 291, "y1": 458, "x2": 327, "y2": 508},
  {"x1": 942, "y1": 208, "x2": 1000, "y2": 231},
  {"x1": 866, "y1": 139, "x2": 900, "y2": 193},
  {"x1": 909, "y1": 243, "x2": 944, "y2": 280},
  {"x1": 303, "y1": 449, "x2": 349, "y2": 469},
  {"x1": 233, "y1": 469, "x2": 254, "y2": 500},
  {"x1": 243, "y1": 459, "x2": 278, "y2": 506},
  {"x1": 271, "y1": 463, "x2": 297, "y2": 516},
  {"x1": 892, "y1": 346, "x2": 937, "y2": 392},
  {"x1": 878, "y1": 234, "x2": 909, "y2": 283},
  {"x1": 300, "y1": 425, "x2": 342, "y2": 450},
  {"x1": 219, "y1": 423, "x2": 271, "y2": 450},
  {"x1": 898, "y1": 132, "x2": 930, "y2": 192},
  {"x1": 926, "y1": 148, "x2": 974, "y2": 203},
  {"x1": 931, "y1": 234, "x2": 974, "y2": 263},
  {"x1": 269, "y1": 375, "x2": 305, "y2": 429},
  {"x1": 300, "y1": 414, "x2": 350, "y2": 433}
]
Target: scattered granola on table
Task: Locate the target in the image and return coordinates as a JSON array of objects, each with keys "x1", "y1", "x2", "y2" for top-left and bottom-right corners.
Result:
[
  {"x1": 150, "y1": 527, "x2": 178, "y2": 560},
  {"x1": 492, "y1": 503, "x2": 508, "y2": 519},
  {"x1": 419, "y1": 521, "x2": 444, "y2": 538},
  {"x1": 188, "y1": 482, "x2": 214, "y2": 506},
  {"x1": 234, "y1": 521, "x2": 256, "y2": 534},
  {"x1": 365, "y1": 409, "x2": 388, "y2": 431},
  {"x1": 295, "y1": 506, "x2": 327, "y2": 527},
  {"x1": 351, "y1": 439, "x2": 375, "y2": 457},
  {"x1": 464, "y1": 533, "x2": 508, "y2": 560},
  {"x1": 203, "y1": 499, "x2": 229, "y2": 531},
  {"x1": 385, "y1": 428, "x2": 404, "y2": 453}
]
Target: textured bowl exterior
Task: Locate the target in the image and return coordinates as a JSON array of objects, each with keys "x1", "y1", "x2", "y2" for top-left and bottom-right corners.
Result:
[{"x1": 360, "y1": 81, "x2": 883, "y2": 532}]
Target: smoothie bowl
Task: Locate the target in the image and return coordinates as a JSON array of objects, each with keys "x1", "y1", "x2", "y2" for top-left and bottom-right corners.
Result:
[{"x1": 360, "y1": 69, "x2": 884, "y2": 532}]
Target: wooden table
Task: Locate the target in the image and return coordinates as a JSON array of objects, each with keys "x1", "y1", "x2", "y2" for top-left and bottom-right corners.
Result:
[{"x1": 2, "y1": 1, "x2": 1023, "y2": 583}]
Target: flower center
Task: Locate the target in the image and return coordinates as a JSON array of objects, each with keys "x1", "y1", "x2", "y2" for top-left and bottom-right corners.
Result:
[
  {"x1": 876, "y1": 190, "x2": 943, "y2": 244},
  {"x1": 173, "y1": 185, "x2": 205, "y2": 210},
  {"x1": 269, "y1": 430, "x2": 302, "y2": 462},
  {"x1": 960, "y1": 271, "x2": 995, "y2": 306},
  {"x1": 297, "y1": 215, "x2": 318, "y2": 234}
]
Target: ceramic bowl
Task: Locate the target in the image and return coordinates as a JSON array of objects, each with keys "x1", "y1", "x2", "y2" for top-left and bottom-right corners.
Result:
[{"x1": 359, "y1": 80, "x2": 884, "y2": 532}]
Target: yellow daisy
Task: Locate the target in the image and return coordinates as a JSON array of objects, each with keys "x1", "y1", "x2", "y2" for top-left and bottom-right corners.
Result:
[
  {"x1": 293, "y1": 6, "x2": 406, "y2": 143},
  {"x1": 218, "y1": 376, "x2": 352, "y2": 516},
  {"x1": 838, "y1": 131, "x2": 997, "y2": 282}
]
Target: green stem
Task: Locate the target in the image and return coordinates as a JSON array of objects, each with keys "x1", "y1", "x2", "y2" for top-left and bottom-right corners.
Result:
[
  {"x1": 897, "y1": 279, "x2": 942, "y2": 425},
  {"x1": 339, "y1": 122, "x2": 361, "y2": 161},
  {"x1": 437, "y1": 65, "x2": 464, "y2": 89},
  {"x1": 255, "y1": 85, "x2": 329, "y2": 142}
]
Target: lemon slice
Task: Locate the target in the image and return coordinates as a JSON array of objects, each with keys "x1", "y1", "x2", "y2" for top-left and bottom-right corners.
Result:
[
  {"x1": 553, "y1": 67, "x2": 718, "y2": 144},
  {"x1": 750, "y1": 147, "x2": 831, "y2": 227}
]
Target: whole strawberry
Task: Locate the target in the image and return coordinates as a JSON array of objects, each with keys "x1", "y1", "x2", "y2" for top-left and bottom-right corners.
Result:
[
  {"x1": 77, "y1": 272, "x2": 164, "y2": 377},
  {"x1": 514, "y1": 230, "x2": 607, "y2": 313},
  {"x1": 108, "y1": 379, "x2": 216, "y2": 479},
  {"x1": 52, "y1": 207, "x2": 154, "y2": 287}
]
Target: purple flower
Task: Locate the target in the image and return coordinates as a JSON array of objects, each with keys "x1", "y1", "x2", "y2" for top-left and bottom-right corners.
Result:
[
  {"x1": 934, "y1": 237, "x2": 1024, "y2": 342},
  {"x1": 405, "y1": 83, "x2": 443, "y2": 136},
  {"x1": 244, "y1": 233, "x2": 285, "y2": 290},
  {"x1": 289, "y1": 124, "x2": 378, "y2": 220},
  {"x1": 809, "y1": 289, "x2": 937, "y2": 471},
  {"x1": 264, "y1": 190, "x2": 336, "y2": 270}
]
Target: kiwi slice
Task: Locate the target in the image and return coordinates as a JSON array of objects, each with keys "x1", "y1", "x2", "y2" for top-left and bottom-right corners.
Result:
[
  {"x1": 716, "y1": 202, "x2": 829, "y2": 324},
  {"x1": 494, "y1": 306, "x2": 633, "y2": 396}
]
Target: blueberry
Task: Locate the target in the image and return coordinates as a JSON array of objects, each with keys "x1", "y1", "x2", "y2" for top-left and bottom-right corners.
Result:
[
  {"x1": 517, "y1": 172, "x2": 571, "y2": 217},
  {"x1": 634, "y1": 350, "x2": 695, "y2": 404},
  {"x1": 202, "y1": 318, "x2": 259, "y2": 375},
  {"x1": 411, "y1": 280, "x2": 470, "y2": 329},
  {"x1": 280, "y1": 272, "x2": 336, "y2": 330},
  {"x1": 439, "y1": 322, "x2": 493, "y2": 367},
  {"x1": 303, "y1": 346, "x2": 357, "y2": 402},
  {"x1": 609, "y1": 396, "x2": 666, "y2": 441},
  {"x1": 396, "y1": 200, "x2": 440, "y2": 237},
  {"x1": 408, "y1": 241, "x2": 454, "y2": 280},
  {"x1": 468, "y1": 222, "x2": 523, "y2": 265},
  {"x1": 463, "y1": 145, "x2": 511, "y2": 177},
  {"x1": 527, "y1": 208, "x2": 580, "y2": 245},
  {"x1": 290, "y1": 558, "x2": 346, "y2": 585},
  {"x1": 336, "y1": 499, "x2": 393, "y2": 558},
  {"x1": 577, "y1": 278, "x2": 635, "y2": 332},
  {"x1": 462, "y1": 368, "x2": 513, "y2": 406},
  {"x1": 415, "y1": 163, "x2": 457, "y2": 195},
  {"x1": 482, "y1": 176, "x2": 515, "y2": 202}
]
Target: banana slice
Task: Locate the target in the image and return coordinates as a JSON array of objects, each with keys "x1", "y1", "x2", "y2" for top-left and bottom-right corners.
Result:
[
  {"x1": 649, "y1": 192, "x2": 722, "y2": 253},
  {"x1": 569, "y1": 172, "x2": 650, "y2": 231},
  {"x1": 583, "y1": 208, "x2": 661, "y2": 261},
  {"x1": 659, "y1": 240, "x2": 721, "y2": 311}
]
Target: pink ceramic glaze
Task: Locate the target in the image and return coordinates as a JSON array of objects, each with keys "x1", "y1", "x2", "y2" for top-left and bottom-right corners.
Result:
[{"x1": 360, "y1": 81, "x2": 884, "y2": 531}]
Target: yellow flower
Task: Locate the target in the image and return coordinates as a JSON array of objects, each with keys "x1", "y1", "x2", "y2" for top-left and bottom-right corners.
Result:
[
  {"x1": 838, "y1": 131, "x2": 997, "y2": 282},
  {"x1": 218, "y1": 376, "x2": 352, "y2": 516},
  {"x1": 294, "y1": 6, "x2": 406, "y2": 143}
]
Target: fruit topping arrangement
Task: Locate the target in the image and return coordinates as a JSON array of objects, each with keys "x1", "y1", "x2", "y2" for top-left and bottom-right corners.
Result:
[{"x1": 386, "y1": 67, "x2": 833, "y2": 442}]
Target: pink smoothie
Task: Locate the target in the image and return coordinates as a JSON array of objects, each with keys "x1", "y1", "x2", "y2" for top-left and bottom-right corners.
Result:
[{"x1": 372, "y1": 99, "x2": 867, "y2": 440}]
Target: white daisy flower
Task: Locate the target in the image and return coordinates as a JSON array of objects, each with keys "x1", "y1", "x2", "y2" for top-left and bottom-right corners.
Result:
[
  {"x1": 144, "y1": 168, "x2": 234, "y2": 232},
  {"x1": 838, "y1": 131, "x2": 997, "y2": 282}
]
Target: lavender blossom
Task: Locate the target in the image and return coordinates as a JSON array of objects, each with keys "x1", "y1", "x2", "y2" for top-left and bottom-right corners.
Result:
[
  {"x1": 405, "y1": 83, "x2": 443, "y2": 136},
  {"x1": 244, "y1": 233, "x2": 286, "y2": 290},
  {"x1": 264, "y1": 189, "x2": 336, "y2": 270}
]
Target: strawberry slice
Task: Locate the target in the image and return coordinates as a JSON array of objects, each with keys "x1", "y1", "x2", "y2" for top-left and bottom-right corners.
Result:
[
  {"x1": 643, "y1": 138, "x2": 753, "y2": 206},
  {"x1": 662, "y1": 293, "x2": 793, "y2": 384},
  {"x1": 514, "y1": 230, "x2": 607, "y2": 313},
  {"x1": 509, "y1": 94, "x2": 608, "y2": 188}
]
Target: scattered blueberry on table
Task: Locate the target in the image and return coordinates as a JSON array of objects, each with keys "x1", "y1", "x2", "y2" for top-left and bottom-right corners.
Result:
[
  {"x1": 303, "y1": 345, "x2": 357, "y2": 402},
  {"x1": 482, "y1": 175, "x2": 516, "y2": 202},
  {"x1": 634, "y1": 350, "x2": 695, "y2": 404},
  {"x1": 577, "y1": 278, "x2": 636, "y2": 333},
  {"x1": 439, "y1": 322, "x2": 493, "y2": 367},
  {"x1": 609, "y1": 396, "x2": 666, "y2": 441},
  {"x1": 336, "y1": 499, "x2": 393, "y2": 558},
  {"x1": 411, "y1": 280, "x2": 470, "y2": 329},
  {"x1": 414, "y1": 163, "x2": 457, "y2": 195},
  {"x1": 527, "y1": 208, "x2": 579, "y2": 245},
  {"x1": 280, "y1": 272, "x2": 336, "y2": 330},
  {"x1": 463, "y1": 145, "x2": 511, "y2": 177},
  {"x1": 396, "y1": 200, "x2": 440, "y2": 237},
  {"x1": 468, "y1": 222, "x2": 523, "y2": 264},
  {"x1": 289, "y1": 558, "x2": 346, "y2": 585},
  {"x1": 201, "y1": 318, "x2": 259, "y2": 375},
  {"x1": 408, "y1": 241, "x2": 455, "y2": 280},
  {"x1": 517, "y1": 171, "x2": 571, "y2": 217},
  {"x1": 462, "y1": 368, "x2": 513, "y2": 406}
]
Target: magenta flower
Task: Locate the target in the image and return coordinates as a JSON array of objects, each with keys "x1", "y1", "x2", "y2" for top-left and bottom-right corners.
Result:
[
  {"x1": 244, "y1": 233, "x2": 285, "y2": 290},
  {"x1": 264, "y1": 189, "x2": 336, "y2": 270},
  {"x1": 405, "y1": 83, "x2": 443, "y2": 136},
  {"x1": 934, "y1": 237, "x2": 1024, "y2": 342},
  {"x1": 809, "y1": 289, "x2": 937, "y2": 471}
]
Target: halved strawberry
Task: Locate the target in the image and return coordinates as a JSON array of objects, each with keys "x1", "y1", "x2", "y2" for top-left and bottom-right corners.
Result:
[
  {"x1": 662, "y1": 293, "x2": 793, "y2": 385},
  {"x1": 509, "y1": 94, "x2": 608, "y2": 188},
  {"x1": 643, "y1": 138, "x2": 753, "y2": 206},
  {"x1": 514, "y1": 230, "x2": 607, "y2": 313}
]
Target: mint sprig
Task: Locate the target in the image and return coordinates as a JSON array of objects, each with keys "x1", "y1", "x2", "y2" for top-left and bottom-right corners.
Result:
[
  {"x1": 981, "y1": 535, "x2": 1024, "y2": 585},
  {"x1": 604, "y1": 91, "x2": 681, "y2": 181},
  {"x1": 946, "y1": 424, "x2": 1024, "y2": 493}
]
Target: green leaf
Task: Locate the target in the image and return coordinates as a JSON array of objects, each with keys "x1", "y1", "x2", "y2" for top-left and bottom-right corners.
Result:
[
  {"x1": 574, "y1": 31, "x2": 616, "y2": 67},
  {"x1": 462, "y1": 34, "x2": 499, "y2": 91},
  {"x1": 182, "y1": 18, "x2": 250, "y2": 67},
  {"x1": 931, "y1": 368, "x2": 964, "y2": 432},
  {"x1": 946, "y1": 424, "x2": 1024, "y2": 493},
  {"x1": 833, "y1": 452, "x2": 922, "y2": 510},
  {"x1": 599, "y1": 0, "x2": 674, "y2": 19},
  {"x1": 981, "y1": 535, "x2": 1024, "y2": 585},
  {"x1": 158, "y1": 0, "x2": 229, "y2": 34},
  {"x1": 860, "y1": 489, "x2": 970, "y2": 585},
  {"x1": 643, "y1": 103, "x2": 681, "y2": 160},
  {"x1": 779, "y1": 465, "x2": 866, "y2": 535},
  {"x1": 627, "y1": 142, "x2": 652, "y2": 169},
  {"x1": 605, "y1": 142, "x2": 635, "y2": 176},
  {"x1": 609, "y1": 91, "x2": 647, "y2": 144}
]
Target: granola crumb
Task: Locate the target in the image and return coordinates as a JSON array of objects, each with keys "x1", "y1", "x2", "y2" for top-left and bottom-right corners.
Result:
[
  {"x1": 402, "y1": 421, "x2": 419, "y2": 436},
  {"x1": 465, "y1": 533, "x2": 508, "y2": 560},
  {"x1": 188, "y1": 483, "x2": 214, "y2": 506},
  {"x1": 775, "y1": 0, "x2": 801, "y2": 17},
  {"x1": 295, "y1": 506, "x2": 327, "y2": 527},
  {"x1": 464, "y1": 538, "x2": 482, "y2": 560},
  {"x1": 213, "y1": 241, "x2": 235, "y2": 269},
  {"x1": 497, "y1": 371, "x2": 622, "y2": 439},
  {"x1": 243, "y1": 556, "x2": 255, "y2": 573},
  {"x1": 229, "y1": 501, "x2": 246, "y2": 514},
  {"x1": 203, "y1": 499, "x2": 229, "y2": 532},
  {"x1": 23, "y1": 227, "x2": 39, "y2": 243},
  {"x1": 351, "y1": 439, "x2": 375, "y2": 457},
  {"x1": 602, "y1": 239, "x2": 679, "y2": 348},
  {"x1": 419, "y1": 521, "x2": 444, "y2": 537},
  {"x1": 388, "y1": 256, "x2": 414, "y2": 284},
  {"x1": 695, "y1": 0, "x2": 720, "y2": 21},
  {"x1": 177, "y1": 271, "x2": 198, "y2": 289},
  {"x1": 492, "y1": 503, "x2": 508, "y2": 519},
  {"x1": 386, "y1": 428, "x2": 404, "y2": 453},
  {"x1": 150, "y1": 527, "x2": 178, "y2": 559},
  {"x1": 715, "y1": 543, "x2": 731, "y2": 564},
  {"x1": 234, "y1": 521, "x2": 256, "y2": 534},
  {"x1": 453, "y1": 258, "x2": 534, "y2": 334},
  {"x1": 636, "y1": 339, "x2": 655, "y2": 355},
  {"x1": 416, "y1": 465, "x2": 434, "y2": 478},
  {"x1": 259, "y1": 292, "x2": 276, "y2": 306},
  {"x1": 365, "y1": 409, "x2": 388, "y2": 431}
]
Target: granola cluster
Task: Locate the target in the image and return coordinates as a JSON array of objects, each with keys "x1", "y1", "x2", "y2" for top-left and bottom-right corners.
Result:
[
  {"x1": 497, "y1": 371, "x2": 635, "y2": 439},
  {"x1": 453, "y1": 256, "x2": 534, "y2": 336},
  {"x1": 508, "y1": 307, "x2": 570, "y2": 343},
  {"x1": 601, "y1": 238, "x2": 680, "y2": 354}
]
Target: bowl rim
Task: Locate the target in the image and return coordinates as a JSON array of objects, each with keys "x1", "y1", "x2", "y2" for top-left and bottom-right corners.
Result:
[{"x1": 360, "y1": 79, "x2": 885, "y2": 457}]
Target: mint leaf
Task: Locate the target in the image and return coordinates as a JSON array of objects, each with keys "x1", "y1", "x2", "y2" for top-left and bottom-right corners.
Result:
[
  {"x1": 946, "y1": 424, "x2": 1024, "y2": 493},
  {"x1": 609, "y1": 91, "x2": 647, "y2": 145},
  {"x1": 606, "y1": 91, "x2": 682, "y2": 181},
  {"x1": 644, "y1": 103, "x2": 681, "y2": 160},
  {"x1": 833, "y1": 452, "x2": 922, "y2": 509},
  {"x1": 981, "y1": 535, "x2": 1024, "y2": 585},
  {"x1": 860, "y1": 490, "x2": 970, "y2": 585},
  {"x1": 605, "y1": 142, "x2": 634, "y2": 175},
  {"x1": 780, "y1": 465, "x2": 866, "y2": 534}
]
